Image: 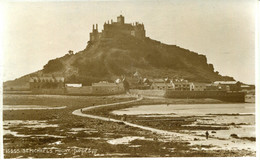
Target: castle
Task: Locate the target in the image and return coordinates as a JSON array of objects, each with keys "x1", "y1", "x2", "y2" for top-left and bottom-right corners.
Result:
[{"x1": 89, "y1": 15, "x2": 146, "y2": 42}]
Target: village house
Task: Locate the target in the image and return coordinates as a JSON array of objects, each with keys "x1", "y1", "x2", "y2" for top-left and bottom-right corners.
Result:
[
  {"x1": 190, "y1": 82, "x2": 207, "y2": 91},
  {"x1": 173, "y1": 79, "x2": 191, "y2": 91},
  {"x1": 149, "y1": 78, "x2": 208, "y2": 91},
  {"x1": 150, "y1": 79, "x2": 174, "y2": 90},
  {"x1": 206, "y1": 83, "x2": 225, "y2": 91},
  {"x1": 212, "y1": 81, "x2": 241, "y2": 91},
  {"x1": 140, "y1": 78, "x2": 151, "y2": 89},
  {"x1": 29, "y1": 76, "x2": 65, "y2": 89},
  {"x1": 166, "y1": 79, "x2": 209, "y2": 91},
  {"x1": 240, "y1": 84, "x2": 255, "y2": 93}
]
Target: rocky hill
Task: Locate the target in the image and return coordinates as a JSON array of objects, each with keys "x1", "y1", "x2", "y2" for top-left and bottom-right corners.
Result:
[{"x1": 4, "y1": 33, "x2": 234, "y2": 89}]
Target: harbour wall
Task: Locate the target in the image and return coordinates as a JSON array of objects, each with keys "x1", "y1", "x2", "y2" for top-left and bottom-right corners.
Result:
[
  {"x1": 129, "y1": 89, "x2": 165, "y2": 97},
  {"x1": 29, "y1": 85, "x2": 125, "y2": 96},
  {"x1": 165, "y1": 90, "x2": 245, "y2": 103}
]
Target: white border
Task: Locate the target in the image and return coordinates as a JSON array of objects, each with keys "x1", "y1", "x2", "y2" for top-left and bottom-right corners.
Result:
[
  {"x1": 0, "y1": 1, "x2": 259, "y2": 160},
  {"x1": 0, "y1": 1, "x2": 5, "y2": 160},
  {"x1": 255, "y1": 0, "x2": 259, "y2": 159}
]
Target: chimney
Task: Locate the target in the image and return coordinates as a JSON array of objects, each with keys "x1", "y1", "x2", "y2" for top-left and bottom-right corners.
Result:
[
  {"x1": 111, "y1": 19, "x2": 113, "y2": 23},
  {"x1": 96, "y1": 24, "x2": 98, "y2": 31},
  {"x1": 93, "y1": 24, "x2": 95, "y2": 31}
]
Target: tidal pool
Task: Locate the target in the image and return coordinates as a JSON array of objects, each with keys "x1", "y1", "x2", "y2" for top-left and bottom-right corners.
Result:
[
  {"x1": 107, "y1": 136, "x2": 152, "y2": 145},
  {"x1": 3, "y1": 105, "x2": 67, "y2": 110},
  {"x1": 111, "y1": 103, "x2": 255, "y2": 116},
  {"x1": 112, "y1": 103, "x2": 256, "y2": 140},
  {"x1": 3, "y1": 120, "x2": 60, "y2": 137}
]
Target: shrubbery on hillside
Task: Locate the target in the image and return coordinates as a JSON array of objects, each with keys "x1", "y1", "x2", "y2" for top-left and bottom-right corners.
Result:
[{"x1": 43, "y1": 59, "x2": 64, "y2": 73}]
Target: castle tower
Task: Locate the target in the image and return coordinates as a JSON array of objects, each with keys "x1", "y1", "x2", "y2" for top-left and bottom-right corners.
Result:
[
  {"x1": 89, "y1": 23, "x2": 101, "y2": 42},
  {"x1": 117, "y1": 15, "x2": 125, "y2": 24},
  {"x1": 90, "y1": 15, "x2": 146, "y2": 42}
]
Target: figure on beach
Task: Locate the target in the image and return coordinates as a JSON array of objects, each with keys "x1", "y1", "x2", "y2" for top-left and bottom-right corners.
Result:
[{"x1": 206, "y1": 131, "x2": 209, "y2": 139}]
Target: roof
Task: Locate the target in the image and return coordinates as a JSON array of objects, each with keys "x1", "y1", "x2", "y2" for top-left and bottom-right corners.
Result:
[
  {"x1": 151, "y1": 83, "x2": 172, "y2": 87},
  {"x1": 173, "y1": 81, "x2": 191, "y2": 84},
  {"x1": 133, "y1": 71, "x2": 140, "y2": 77},
  {"x1": 191, "y1": 82, "x2": 208, "y2": 86},
  {"x1": 151, "y1": 79, "x2": 165, "y2": 83},
  {"x1": 115, "y1": 79, "x2": 122, "y2": 84},
  {"x1": 214, "y1": 81, "x2": 237, "y2": 85},
  {"x1": 65, "y1": 84, "x2": 82, "y2": 87},
  {"x1": 241, "y1": 85, "x2": 250, "y2": 88},
  {"x1": 143, "y1": 78, "x2": 150, "y2": 83},
  {"x1": 29, "y1": 76, "x2": 64, "y2": 82},
  {"x1": 174, "y1": 79, "x2": 189, "y2": 83}
]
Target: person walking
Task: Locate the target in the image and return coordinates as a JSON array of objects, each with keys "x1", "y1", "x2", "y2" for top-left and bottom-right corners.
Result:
[{"x1": 206, "y1": 131, "x2": 209, "y2": 139}]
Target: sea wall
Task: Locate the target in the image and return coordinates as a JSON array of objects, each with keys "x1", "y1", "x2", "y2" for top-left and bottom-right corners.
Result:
[
  {"x1": 165, "y1": 90, "x2": 245, "y2": 102},
  {"x1": 30, "y1": 85, "x2": 125, "y2": 96},
  {"x1": 65, "y1": 86, "x2": 92, "y2": 95},
  {"x1": 31, "y1": 88, "x2": 65, "y2": 95},
  {"x1": 130, "y1": 89, "x2": 165, "y2": 97},
  {"x1": 3, "y1": 84, "x2": 30, "y2": 91},
  {"x1": 92, "y1": 84, "x2": 125, "y2": 95}
]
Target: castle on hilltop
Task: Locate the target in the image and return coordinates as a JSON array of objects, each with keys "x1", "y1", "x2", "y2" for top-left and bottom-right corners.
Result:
[{"x1": 89, "y1": 15, "x2": 146, "y2": 42}]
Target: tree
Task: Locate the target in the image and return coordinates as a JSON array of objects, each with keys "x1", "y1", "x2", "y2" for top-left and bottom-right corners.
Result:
[
  {"x1": 68, "y1": 50, "x2": 74, "y2": 55},
  {"x1": 123, "y1": 79, "x2": 130, "y2": 91}
]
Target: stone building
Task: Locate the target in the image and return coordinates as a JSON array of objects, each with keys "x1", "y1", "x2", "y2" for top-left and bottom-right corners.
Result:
[
  {"x1": 89, "y1": 15, "x2": 146, "y2": 42},
  {"x1": 29, "y1": 76, "x2": 65, "y2": 89},
  {"x1": 149, "y1": 78, "x2": 208, "y2": 91},
  {"x1": 190, "y1": 82, "x2": 207, "y2": 91},
  {"x1": 173, "y1": 79, "x2": 192, "y2": 91},
  {"x1": 206, "y1": 81, "x2": 241, "y2": 91},
  {"x1": 150, "y1": 79, "x2": 173, "y2": 90}
]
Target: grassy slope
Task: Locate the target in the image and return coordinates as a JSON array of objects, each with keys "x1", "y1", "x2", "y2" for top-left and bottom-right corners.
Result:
[{"x1": 4, "y1": 34, "x2": 234, "y2": 88}]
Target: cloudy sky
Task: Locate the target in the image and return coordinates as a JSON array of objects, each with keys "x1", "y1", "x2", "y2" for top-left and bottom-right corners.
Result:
[{"x1": 1, "y1": 0, "x2": 256, "y2": 84}]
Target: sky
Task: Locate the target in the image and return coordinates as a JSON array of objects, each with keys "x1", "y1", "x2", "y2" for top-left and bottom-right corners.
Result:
[{"x1": 1, "y1": 0, "x2": 257, "y2": 84}]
